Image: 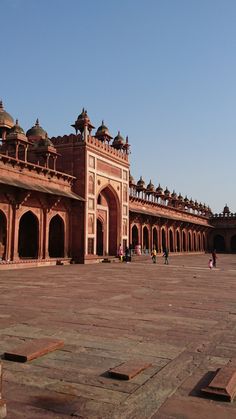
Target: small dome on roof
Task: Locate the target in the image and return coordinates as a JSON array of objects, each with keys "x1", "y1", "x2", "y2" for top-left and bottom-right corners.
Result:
[
  {"x1": 137, "y1": 176, "x2": 146, "y2": 188},
  {"x1": 0, "y1": 100, "x2": 14, "y2": 129},
  {"x1": 171, "y1": 190, "x2": 177, "y2": 199},
  {"x1": 112, "y1": 131, "x2": 125, "y2": 148},
  {"x1": 26, "y1": 119, "x2": 47, "y2": 139},
  {"x1": 95, "y1": 120, "x2": 113, "y2": 140},
  {"x1": 147, "y1": 179, "x2": 154, "y2": 191},
  {"x1": 129, "y1": 173, "x2": 135, "y2": 185},
  {"x1": 178, "y1": 193, "x2": 183, "y2": 201},
  {"x1": 189, "y1": 198, "x2": 194, "y2": 205},
  {"x1": 9, "y1": 119, "x2": 25, "y2": 135},
  {"x1": 164, "y1": 187, "x2": 170, "y2": 196},
  {"x1": 35, "y1": 135, "x2": 54, "y2": 148},
  {"x1": 156, "y1": 184, "x2": 163, "y2": 194},
  {"x1": 71, "y1": 108, "x2": 95, "y2": 133},
  {"x1": 223, "y1": 204, "x2": 230, "y2": 214},
  {"x1": 184, "y1": 196, "x2": 189, "y2": 204}
]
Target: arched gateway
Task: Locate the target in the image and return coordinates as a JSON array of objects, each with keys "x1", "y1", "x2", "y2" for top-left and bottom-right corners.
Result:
[
  {"x1": 49, "y1": 215, "x2": 65, "y2": 257},
  {"x1": 96, "y1": 186, "x2": 119, "y2": 256},
  {"x1": 18, "y1": 211, "x2": 39, "y2": 258}
]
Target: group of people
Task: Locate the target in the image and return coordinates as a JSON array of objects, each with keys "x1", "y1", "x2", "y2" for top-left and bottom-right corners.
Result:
[
  {"x1": 118, "y1": 244, "x2": 217, "y2": 269},
  {"x1": 118, "y1": 244, "x2": 131, "y2": 262},
  {"x1": 151, "y1": 248, "x2": 169, "y2": 264}
]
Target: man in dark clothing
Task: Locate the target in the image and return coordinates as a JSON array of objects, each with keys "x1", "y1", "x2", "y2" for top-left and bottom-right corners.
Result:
[
  {"x1": 212, "y1": 250, "x2": 217, "y2": 268},
  {"x1": 163, "y1": 248, "x2": 169, "y2": 265}
]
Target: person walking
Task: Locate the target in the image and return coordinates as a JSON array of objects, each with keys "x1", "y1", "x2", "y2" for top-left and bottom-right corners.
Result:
[
  {"x1": 118, "y1": 244, "x2": 123, "y2": 262},
  {"x1": 212, "y1": 249, "x2": 217, "y2": 268},
  {"x1": 151, "y1": 248, "x2": 157, "y2": 264},
  {"x1": 163, "y1": 248, "x2": 169, "y2": 265}
]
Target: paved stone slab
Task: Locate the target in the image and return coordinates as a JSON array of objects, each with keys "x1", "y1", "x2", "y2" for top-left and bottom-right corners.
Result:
[
  {"x1": 4, "y1": 338, "x2": 64, "y2": 362},
  {"x1": 0, "y1": 400, "x2": 6, "y2": 419},
  {"x1": 109, "y1": 360, "x2": 152, "y2": 380},
  {"x1": 201, "y1": 366, "x2": 236, "y2": 401},
  {"x1": 0, "y1": 254, "x2": 236, "y2": 418}
]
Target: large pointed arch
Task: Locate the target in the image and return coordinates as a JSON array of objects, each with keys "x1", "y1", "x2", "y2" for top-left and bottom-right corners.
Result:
[
  {"x1": 18, "y1": 211, "x2": 39, "y2": 258},
  {"x1": 49, "y1": 214, "x2": 65, "y2": 258},
  {"x1": 132, "y1": 224, "x2": 139, "y2": 247},
  {"x1": 96, "y1": 184, "x2": 120, "y2": 255}
]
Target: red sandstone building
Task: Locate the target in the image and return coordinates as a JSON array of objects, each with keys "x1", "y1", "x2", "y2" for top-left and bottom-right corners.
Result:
[{"x1": 0, "y1": 101, "x2": 235, "y2": 267}]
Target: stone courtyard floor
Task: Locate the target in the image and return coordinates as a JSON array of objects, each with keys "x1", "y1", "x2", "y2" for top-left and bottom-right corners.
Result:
[{"x1": 0, "y1": 254, "x2": 236, "y2": 418}]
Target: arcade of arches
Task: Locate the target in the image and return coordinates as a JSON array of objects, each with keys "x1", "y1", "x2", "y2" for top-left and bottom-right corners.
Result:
[
  {"x1": 130, "y1": 219, "x2": 207, "y2": 253},
  {"x1": 0, "y1": 207, "x2": 68, "y2": 262}
]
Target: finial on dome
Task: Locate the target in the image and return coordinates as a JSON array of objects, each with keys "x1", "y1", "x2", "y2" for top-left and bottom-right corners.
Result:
[
  {"x1": 0, "y1": 100, "x2": 3, "y2": 109},
  {"x1": 35, "y1": 118, "x2": 39, "y2": 126}
]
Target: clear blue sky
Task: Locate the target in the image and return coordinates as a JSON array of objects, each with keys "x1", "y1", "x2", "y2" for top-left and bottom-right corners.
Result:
[{"x1": 2, "y1": 0, "x2": 236, "y2": 213}]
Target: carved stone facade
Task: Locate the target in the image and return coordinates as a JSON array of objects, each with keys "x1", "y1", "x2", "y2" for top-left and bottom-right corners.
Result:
[{"x1": 0, "y1": 101, "x2": 234, "y2": 267}]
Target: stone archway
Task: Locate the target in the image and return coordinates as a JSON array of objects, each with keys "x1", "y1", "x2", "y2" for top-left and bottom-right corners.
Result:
[
  {"x1": 176, "y1": 230, "x2": 180, "y2": 252},
  {"x1": 96, "y1": 218, "x2": 104, "y2": 256},
  {"x1": 18, "y1": 211, "x2": 39, "y2": 258},
  {"x1": 188, "y1": 232, "x2": 192, "y2": 251},
  {"x1": 132, "y1": 225, "x2": 139, "y2": 247},
  {"x1": 213, "y1": 234, "x2": 225, "y2": 252},
  {"x1": 49, "y1": 215, "x2": 65, "y2": 258},
  {"x1": 152, "y1": 227, "x2": 158, "y2": 251},
  {"x1": 143, "y1": 226, "x2": 149, "y2": 251},
  {"x1": 182, "y1": 231, "x2": 186, "y2": 251},
  {"x1": 96, "y1": 186, "x2": 119, "y2": 256},
  {"x1": 162, "y1": 229, "x2": 166, "y2": 251},
  {"x1": 0, "y1": 211, "x2": 7, "y2": 260},
  {"x1": 169, "y1": 230, "x2": 174, "y2": 252}
]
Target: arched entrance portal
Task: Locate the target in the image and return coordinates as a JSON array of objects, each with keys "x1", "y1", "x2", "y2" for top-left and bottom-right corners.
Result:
[
  {"x1": 169, "y1": 230, "x2": 174, "y2": 252},
  {"x1": 96, "y1": 219, "x2": 104, "y2": 256},
  {"x1": 231, "y1": 235, "x2": 236, "y2": 253},
  {"x1": 143, "y1": 226, "x2": 149, "y2": 251},
  {"x1": 49, "y1": 215, "x2": 65, "y2": 257},
  {"x1": 0, "y1": 211, "x2": 7, "y2": 260},
  {"x1": 176, "y1": 230, "x2": 180, "y2": 252},
  {"x1": 162, "y1": 229, "x2": 166, "y2": 251},
  {"x1": 153, "y1": 228, "x2": 158, "y2": 251},
  {"x1": 96, "y1": 186, "x2": 119, "y2": 256},
  {"x1": 183, "y1": 231, "x2": 186, "y2": 251},
  {"x1": 213, "y1": 234, "x2": 225, "y2": 252},
  {"x1": 132, "y1": 225, "x2": 139, "y2": 247},
  {"x1": 18, "y1": 211, "x2": 39, "y2": 258}
]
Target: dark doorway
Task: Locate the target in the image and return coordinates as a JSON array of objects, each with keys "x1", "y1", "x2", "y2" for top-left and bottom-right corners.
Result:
[
  {"x1": 162, "y1": 229, "x2": 166, "y2": 250},
  {"x1": 132, "y1": 225, "x2": 139, "y2": 247},
  {"x1": 18, "y1": 211, "x2": 38, "y2": 258},
  {"x1": 188, "y1": 232, "x2": 192, "y2": 251},
  {"x1": 153, "y1": 228, "x2": 158, "y2": 250},
  {"x1": 231, "y1": 235, "x2": 236, "y2": 253},
  {"x1": 213, "y1": 235, "x2": 225, "y2": 252},
  {"x1": 169, "y1": 230, "x2": 174, "y2": 252},
  {"x1": 183, "y1": 231, "x2": 186, "y2": 251},
  {"x1": 96, "y1": 219, "x2": 103, "y2": 256},
  {"x1": 203, "y1": 235, "x2": 206, "y2": 251},
  {"x1": 143, "y1": 226, "x2": 149, "y2": 251},
  {"x1": 177, "y1": 230, "x2": 180, "y2": 252},
  {"x1": 49, "y1": 215, "x2": 65, "y2": 258},
  {"x1": 193, "y1": 234, "x2": 196, "y2": 251},
  {"x1": 0, "y1": 211, "x2": 7, "y2": 260}
]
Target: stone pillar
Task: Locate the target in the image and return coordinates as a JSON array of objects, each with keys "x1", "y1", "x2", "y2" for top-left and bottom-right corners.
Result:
[
  {"x1": 44, "y1": 210, "x2": 49, "y2": 259},
  {"x1": 11, "y1": 204, "x2": 19, "y2": 261}
]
